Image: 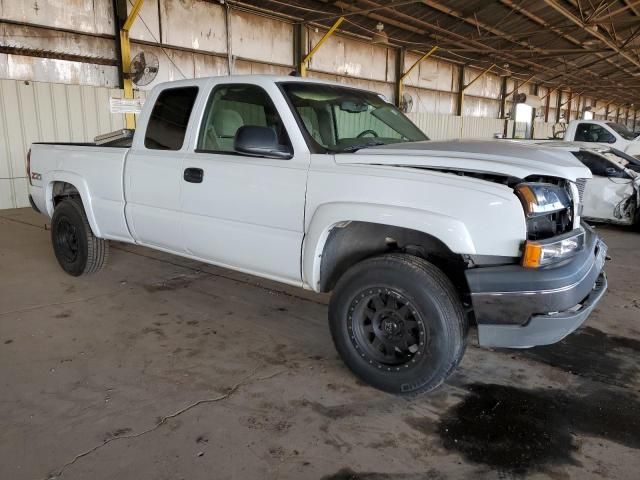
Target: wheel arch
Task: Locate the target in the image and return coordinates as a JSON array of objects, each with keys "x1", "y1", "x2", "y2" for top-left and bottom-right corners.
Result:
[
  {"x1": 303, "y1": 202, "x2": 476, "y2": 293},
  {"x1": 45, "y1": 173, "x2": 101, "y2": 237}
]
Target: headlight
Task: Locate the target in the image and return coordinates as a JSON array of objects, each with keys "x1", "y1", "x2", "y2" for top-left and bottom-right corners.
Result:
[
  {"x1": 515, "y1": 183, "x2": 571, "y2": 217},
  {"x1": 522, "y1": 230, "x2": 585, "y2": 268}
]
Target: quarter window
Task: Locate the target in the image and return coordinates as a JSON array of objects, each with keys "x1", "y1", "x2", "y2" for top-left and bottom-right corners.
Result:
[{"x1": 145, "y1": 87, "x2": 199, "y2": 150}]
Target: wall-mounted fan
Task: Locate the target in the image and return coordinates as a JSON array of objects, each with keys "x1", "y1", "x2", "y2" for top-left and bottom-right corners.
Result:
[
  {"x1": 400, "y1": 92, "x2": 414, "y2": 113},
  {"x1": 129, "y1": 51, "x2": 159, "y2": 86}
]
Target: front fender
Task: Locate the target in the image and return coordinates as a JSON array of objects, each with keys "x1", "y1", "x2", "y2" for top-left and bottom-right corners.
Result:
[
  {"x1": 45, "y1": 171, "x2": 101, "y2": 238},
  {"x1": 624, "y1": 141, "x2": 640, "y2": 157},
  {"x1": 302, "y1": 202, "x2": 476, "y2": 291}
]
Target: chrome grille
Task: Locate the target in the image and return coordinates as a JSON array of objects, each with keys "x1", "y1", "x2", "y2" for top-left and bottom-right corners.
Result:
[{"x1": 575, "y1": 178, "x2": 587, "y2": 202}]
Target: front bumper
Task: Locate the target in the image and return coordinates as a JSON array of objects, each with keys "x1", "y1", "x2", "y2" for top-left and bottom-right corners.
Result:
[{"x1": 465, "y1": 224, "x2": 608, "y2": 348}]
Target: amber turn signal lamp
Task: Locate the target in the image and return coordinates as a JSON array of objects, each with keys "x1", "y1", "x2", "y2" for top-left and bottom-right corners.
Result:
[{"x1": 522, "y1": 241, "x2": 542, "y2": 268}]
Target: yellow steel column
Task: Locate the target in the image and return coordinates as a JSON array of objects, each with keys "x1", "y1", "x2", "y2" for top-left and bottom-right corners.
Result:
[
  {"x1": 301, "y1": 17, "x2": 345, "y2": 77},
  {"x1": 398, "y1": 46, "x2": 438, "y2": 104},
  {"x1": 120, "y1": 0, "x2": 145, "y2": 129}
]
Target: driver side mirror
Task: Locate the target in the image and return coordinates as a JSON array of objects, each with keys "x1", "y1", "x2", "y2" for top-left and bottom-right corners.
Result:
[{"x1": 234, "y1": 126, "x2": 292, "y2": 160}]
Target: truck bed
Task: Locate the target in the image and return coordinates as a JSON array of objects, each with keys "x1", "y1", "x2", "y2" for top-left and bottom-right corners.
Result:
[
  {"x1": 29, "y1": 142, "x2": 132, "y2": 242},
  {"x1": 32, "y1": 129, "x2": 135, "y2": 148}
]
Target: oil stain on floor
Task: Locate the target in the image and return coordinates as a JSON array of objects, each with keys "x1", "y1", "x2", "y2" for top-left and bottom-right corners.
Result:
[
  {"x1": 419, "y1": 383, "x2": 640, "y2": 475},
  {"x1": 516, "y1": 326, "x2": 640, "y2": 387},
  {"x1": 320, "y1": 467, "x2": 444, "y2": 480}
]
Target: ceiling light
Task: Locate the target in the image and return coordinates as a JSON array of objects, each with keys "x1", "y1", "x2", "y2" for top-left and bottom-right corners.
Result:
[{"x1": 373, "y1": 22, "x2": 389, "y2": 44}]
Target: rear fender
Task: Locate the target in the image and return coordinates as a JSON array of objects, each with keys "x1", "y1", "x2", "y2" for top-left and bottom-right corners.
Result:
[{"x1": 45, "y1": 171, "x2": 101, "y2": 237}]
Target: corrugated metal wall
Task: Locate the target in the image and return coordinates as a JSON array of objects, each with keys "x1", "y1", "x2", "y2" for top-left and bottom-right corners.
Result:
[
  {"x1": 408, "y1": 112, "x2": 505, "y2": 140},
  {"x1": 406, "y1": 112, "x2": 557, "y2": 141},
  {"x1": 0, "y1": 79, "x2": 128, "y2": 209}
]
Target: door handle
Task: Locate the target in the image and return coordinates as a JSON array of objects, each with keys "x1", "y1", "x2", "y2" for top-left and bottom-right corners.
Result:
[{"x1": 183, "y1": 167, "x2": 204, "y2": 183}]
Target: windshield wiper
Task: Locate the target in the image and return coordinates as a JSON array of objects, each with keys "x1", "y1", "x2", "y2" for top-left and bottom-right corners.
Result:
[{"x1": 339, "y1": 140, "x2": 387, "y2": 153}]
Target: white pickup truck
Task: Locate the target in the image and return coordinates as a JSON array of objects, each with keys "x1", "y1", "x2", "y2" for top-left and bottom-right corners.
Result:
[
  {"x1": 27, "y1": 75, "x2": 608, "y2": 395},
  {"x1": 560, "y1": 119, "x2": 640, "y2": 157}
]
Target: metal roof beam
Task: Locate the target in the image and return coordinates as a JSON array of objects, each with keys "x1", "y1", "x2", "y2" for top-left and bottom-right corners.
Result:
[
  {"x1": 417, "y1": 0, "x2": 633, "y2": 94},
  {"x1": 500, "y1": 0, "x2": 637, "y2": 84},
  {"x1": 542, "y1": 0, "x2": 640, "y2": 71}
]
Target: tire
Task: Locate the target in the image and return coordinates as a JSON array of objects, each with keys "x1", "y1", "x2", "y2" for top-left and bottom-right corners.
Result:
[
  {"x1": 329, "y1": 254, "x2": 467, "y2": 395},
  {"x1": 51, "y1": 198, "x2": 109, "y2": 276}
]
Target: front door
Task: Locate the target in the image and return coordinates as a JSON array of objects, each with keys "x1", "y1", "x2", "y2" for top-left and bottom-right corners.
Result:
[{"x1": 180, "y1": 83, "x2": 309, "y2": 285}]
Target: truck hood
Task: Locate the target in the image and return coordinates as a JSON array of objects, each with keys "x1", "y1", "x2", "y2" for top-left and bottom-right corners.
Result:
[{"x1": 338, "y1": 139, "x2": 591, "y2": 182}]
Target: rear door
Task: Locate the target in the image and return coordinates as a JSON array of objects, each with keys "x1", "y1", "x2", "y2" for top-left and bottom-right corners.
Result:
[
  {"x1": 124, "y1": 86, "x2": 199, "y2": 252},
  {"x1": 179, "y1": 82, "x2": 309, "y2": 284}
]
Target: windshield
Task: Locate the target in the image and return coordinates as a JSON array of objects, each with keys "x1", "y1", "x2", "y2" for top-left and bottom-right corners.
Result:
[
  {"x1": 280, "y1": 82, "x2": 428, "y2": 153},
  {"x1": 606, "y1": 122, "x2": 636, "y2": 140}
]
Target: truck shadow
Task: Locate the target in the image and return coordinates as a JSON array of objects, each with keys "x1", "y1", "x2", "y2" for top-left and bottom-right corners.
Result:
[{"x1": 514, "y1": 326, "x2": 640, "y2": 388}]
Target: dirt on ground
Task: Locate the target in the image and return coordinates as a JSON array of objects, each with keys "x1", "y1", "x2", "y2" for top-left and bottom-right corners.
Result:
[{"x1": 1, "y1": 208, "x2": 638, "y2": 480}]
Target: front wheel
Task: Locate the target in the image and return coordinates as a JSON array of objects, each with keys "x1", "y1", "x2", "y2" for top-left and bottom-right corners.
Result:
[
  {"x1": 51, "y1": 198, "x2": 109, "y2": 276},
  {"x1": 329, "y1": 254, "x2": 467, "y2": 395}
]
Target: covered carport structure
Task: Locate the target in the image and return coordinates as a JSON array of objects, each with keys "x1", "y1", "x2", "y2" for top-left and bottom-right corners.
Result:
[{"x1": 243, "y1": 0, "x2": 640, "y2": 123}]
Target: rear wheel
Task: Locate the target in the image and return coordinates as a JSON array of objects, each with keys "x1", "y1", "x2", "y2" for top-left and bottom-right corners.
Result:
[
  {"x1": 329, "y1": 254, "x2": 467, "y2": 395},
  {"x1": 51, "y1": 198, "x2": 109, "y2": 276}
]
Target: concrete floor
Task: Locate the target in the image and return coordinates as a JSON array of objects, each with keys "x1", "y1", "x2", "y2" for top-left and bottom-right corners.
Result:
[{"x1": 1, "y1": 208, "x2": 639, "y2": 480}]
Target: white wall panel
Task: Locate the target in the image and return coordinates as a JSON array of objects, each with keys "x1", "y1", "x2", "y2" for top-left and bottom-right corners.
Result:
[
  {"x1": 462, "y1": 96, "x2": 500, "y2": 118},
  {"x1": 534, "y1": 121, "x2": 555, "y2": 139},
  {"x1": 0, "y1": 54, "x2": 118, "y2": 87},
  {"x1": 128, "y1": 0, "x2": 161, "y2": 42},
  {"x1": 405, "y1": 87, "x2": 456, "y2": 115},
  {"x1": 0, "y1": 79, "x2": 126, "y2": 209},
  {"x1": 0, "y1": 23, "x2": 116, "y2": 61},
  {"x1": 231, "y1": 10, "x2": 293, "y2": 66},
  {"x1": 307, "y1": 29, "x2": 391, "y2": 82},
  {"x1": 463, "y1": 68, "x2": 501, "y2": 99},
  {"x1": 0, "y1": 0, "x2": 113, "y2": 35},
  {"x1": 194, "y1": 55, "x2": 229, "y2": 78},
  {"x1": 161, "y1": 0, "x2": 227, "y2": 53},
  {"x1": 403, "y1": 54, "x2": 457, "y2": 92},
  {"x1": 234, "y1": 60, "x2": 291, "y2": 76}
]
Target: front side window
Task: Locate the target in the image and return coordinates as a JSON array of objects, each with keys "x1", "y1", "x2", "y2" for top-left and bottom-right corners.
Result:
[
  {"x1": 145, "y1": 87, "x2": 198, "y2": 150},
  {"x1": 572, "y1": 151, "x2": 609, "y2": 176},
  {"x1": 198, "y1": 84, "x2": 291, "y2": 154},
  {"x1": 575, "y1": 123, "x2": 614, "y2": 143},
  {"x1": 280, "y1": 82, "x2": 428, "y2": 153}
]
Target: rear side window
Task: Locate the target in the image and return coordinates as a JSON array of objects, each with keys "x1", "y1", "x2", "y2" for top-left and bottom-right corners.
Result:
[{"x1": 145, "y1": 87, "x2": 199, "y2": 150}]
